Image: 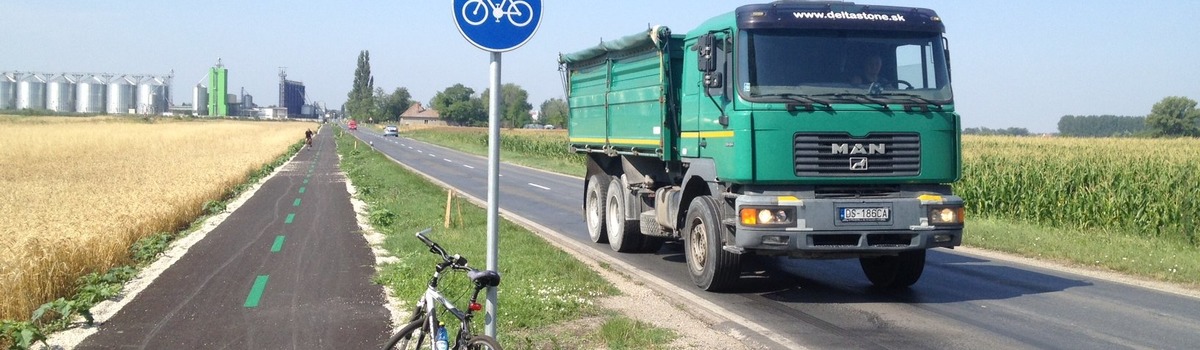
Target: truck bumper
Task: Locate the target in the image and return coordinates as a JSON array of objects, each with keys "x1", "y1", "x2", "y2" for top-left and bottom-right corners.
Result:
[{"x1": 731, "y1": 193, "x2": 964, "y2": 258}]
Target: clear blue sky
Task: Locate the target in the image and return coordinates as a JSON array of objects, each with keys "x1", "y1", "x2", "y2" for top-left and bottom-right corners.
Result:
[{"x1": 4, "y1": 0, "x2": 1199, "y2": 133}]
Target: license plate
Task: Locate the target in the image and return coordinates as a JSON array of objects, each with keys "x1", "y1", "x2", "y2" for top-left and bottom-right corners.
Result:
[{"x1": 839, "y1": 207, "x2": 890, "y2": 222}]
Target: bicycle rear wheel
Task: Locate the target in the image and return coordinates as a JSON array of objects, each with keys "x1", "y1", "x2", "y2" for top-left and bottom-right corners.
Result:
[
  {"x1": 462, "y1": 335, "x2": 502, "y2": 350},
  {"x1": 383, "y1": 318, "x2": 430, "y2": 350}
]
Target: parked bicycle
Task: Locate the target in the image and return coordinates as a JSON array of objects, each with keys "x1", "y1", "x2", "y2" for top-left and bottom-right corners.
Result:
[{"x1": 384, "y1": 228, "x2": 502, "y2": 350}]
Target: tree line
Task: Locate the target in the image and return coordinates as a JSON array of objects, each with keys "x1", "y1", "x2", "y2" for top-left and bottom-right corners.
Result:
[
  {"x1": 1056, "y1": 96, "x2": 1200, "y2": 137},
  {"x1": 343, "y1": 50, "x2": 568, "y2": 128}
]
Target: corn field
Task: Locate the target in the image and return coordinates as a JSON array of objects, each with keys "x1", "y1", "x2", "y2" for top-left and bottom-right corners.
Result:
[
  {"x1": 0, "y1": 117, "x2": 313, "y2": 321},
  {"x1": 959, "y1": 135, "x2": 1200, "y2": 245}
]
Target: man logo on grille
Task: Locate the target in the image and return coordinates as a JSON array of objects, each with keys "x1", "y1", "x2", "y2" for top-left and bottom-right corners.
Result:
[{"x1": 850, "y1": 157, "x2": 869, "y2": 170}]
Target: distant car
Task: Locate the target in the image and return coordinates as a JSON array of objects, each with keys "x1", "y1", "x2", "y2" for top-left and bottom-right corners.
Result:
[
  {"x1": 383, "y1": 125, "x2": 399, "y2": 137},
  {"x1": 349, "y1": 120, "x2": 358, "y2": 130}
]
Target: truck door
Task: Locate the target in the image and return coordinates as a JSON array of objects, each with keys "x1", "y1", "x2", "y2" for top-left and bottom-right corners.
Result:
[{"x1": 680, "y1": 31, "x2": 731, "y2": 159}]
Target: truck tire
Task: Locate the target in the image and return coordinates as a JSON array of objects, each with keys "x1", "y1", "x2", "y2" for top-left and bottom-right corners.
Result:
[
  {"x1": 859, "y1": 250, "x2": 926, "y2": 288},
  {"x1": 684, "y1": 195, "x2": 741, "y2": 291},
  {"x1": 606, "y1": 178, "x2": 643, "y2": 252},
  {"x1": 585, "y1": 174, "x2": 610, "y2": 244}
]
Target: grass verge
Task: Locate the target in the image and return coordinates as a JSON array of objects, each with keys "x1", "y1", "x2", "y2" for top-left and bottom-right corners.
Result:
[
  {"x1": 966, "y1": 217, "x2": 1199, "y2": 288},
  {"x1": 334, "y1": 129, "x2": 678, "y2": 349}
]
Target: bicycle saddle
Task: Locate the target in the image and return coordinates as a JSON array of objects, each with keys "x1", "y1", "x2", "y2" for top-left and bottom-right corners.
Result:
[{"x1": 468, "y1": 269, "x2": 501, "y2": 288}]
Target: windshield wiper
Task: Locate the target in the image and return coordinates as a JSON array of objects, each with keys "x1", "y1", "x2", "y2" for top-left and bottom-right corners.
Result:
[
  {"x1": 876, "y1": 93, "x2": 945, "y2": 111},
  {"x1": 756, "y1": 93, "x2": 832, "y2": 110},
  {"x1": 810, "y1": 93, "x2": 890, "y2": 109}
]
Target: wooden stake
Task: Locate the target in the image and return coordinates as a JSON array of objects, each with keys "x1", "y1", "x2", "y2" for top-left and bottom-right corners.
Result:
[{"x1": 444, "y1": 190, "x2": 454, "y2": 228}]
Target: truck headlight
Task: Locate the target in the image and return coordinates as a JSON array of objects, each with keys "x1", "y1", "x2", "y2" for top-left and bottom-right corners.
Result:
[
  {"x1": 740, "y1": 207, "x2": 795, "y2": 226},
  {"x1": 929, "y1": 207, "x2": 965, "y2": 225}
]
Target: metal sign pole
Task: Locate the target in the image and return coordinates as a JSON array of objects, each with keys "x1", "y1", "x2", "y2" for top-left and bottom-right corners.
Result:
[
  {"x1": 485, "y1": 51, "x2": 501, "y2": 338},
  {"x1": 452, "y1": 0, "x2": 540, "y2": 341}
]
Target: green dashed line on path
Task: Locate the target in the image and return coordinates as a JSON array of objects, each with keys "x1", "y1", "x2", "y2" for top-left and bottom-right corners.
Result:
[
  {"x1": 285, "y1": 213, "x2": 295, "y2": 224},
  {"x1": 244, "y1": 275, "x2": 270, "y2": 308},
  {"x1": 293, "y1": 198, "x2": 301, "y2": 207},
  {"x1": 298, "y1": 187, "x2": 306, "y2": 194},
  {"x1": 271, "y1": 236, "x2": 285, "y2": 252},
  {"x1": 303, "y1": 178, "x2": 309, "y2": 184}
]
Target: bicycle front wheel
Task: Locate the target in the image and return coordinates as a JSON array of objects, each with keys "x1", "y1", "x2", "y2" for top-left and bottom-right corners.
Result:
[
  {"x1": 462, "y1": 335, "x2": 502, "y2": 350},
  {"x1": 383, "y1": 318, "x2": 430, "y2": 350}
]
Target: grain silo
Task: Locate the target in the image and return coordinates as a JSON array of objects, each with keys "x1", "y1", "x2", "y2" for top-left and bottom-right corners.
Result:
[
  {"x1": 192, "y1": 84, "x2": 208, "y2": 115},
  {"x1": 136, "y1": 77, "x2": 168, "y2": 115},
  {"x1": 46, "y1": 75, "x2": 77, "y2": 113},
  {"x1": 0, "y1": 74, "x2": 16, "y2": 110},
  {"x1": 17, "y1": 74, "x2": 47, "y2": 110},
  {"x1": 76, "y1": 75, "x2": 107, "y2": 113},
  {"x1": 107, "y1": 76, "x2": 136, "y2": 114}
]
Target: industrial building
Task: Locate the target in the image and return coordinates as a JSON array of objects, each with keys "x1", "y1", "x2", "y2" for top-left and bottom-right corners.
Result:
[
  {"x1": 5, "y1": 60, "x2": 316, "y2": 119},
  {"x1": 1, "y1": 71, "x2": 171, "y2": 115}
]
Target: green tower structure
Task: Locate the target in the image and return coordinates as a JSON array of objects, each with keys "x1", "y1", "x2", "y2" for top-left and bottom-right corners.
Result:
[{"x1": 208, "y1": 61, "x2": 227, "y2": 116}]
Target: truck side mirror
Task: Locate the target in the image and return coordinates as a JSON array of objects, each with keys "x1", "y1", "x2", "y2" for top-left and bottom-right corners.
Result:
[
  {"x1": 704, "y1": 72, "x2": 723, "y2": 89},
  {"x1": 697, "y1": 34, "x2": 716, "y2": 72}
]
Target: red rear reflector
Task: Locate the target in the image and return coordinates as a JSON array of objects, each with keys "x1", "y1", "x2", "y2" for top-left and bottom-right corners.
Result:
[{"x1": 469, "y1": 302, "x2": 482, "y2": 311}]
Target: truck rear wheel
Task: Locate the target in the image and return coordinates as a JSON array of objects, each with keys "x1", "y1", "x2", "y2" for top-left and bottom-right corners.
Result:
[
  {"x1": 606, "y1": 178, "x2": 643, "y2": 252},
  {"x1": 684, "y1": 195, "x2": 741, "y2": 291},
  {"x1": 859, "y1": 250, "x2": 926, "y2": 288},
  {"x1": 585, "y1": 174, "x2": 609, "y2": 244}
]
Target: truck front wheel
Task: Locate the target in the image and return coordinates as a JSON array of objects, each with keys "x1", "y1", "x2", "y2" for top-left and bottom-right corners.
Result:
[
  {"x1": 585, "y1": 174, "x2": 609, "y2": 244},
  {"x1": 859, "y1": 250, "x2": 926, "y2": 288},
  {"x1": 606, "y1": 178, "x2": 642, "y2": 252},
  {"x1": 684, "y1": 195, "x2": 741, "y2": 291}
]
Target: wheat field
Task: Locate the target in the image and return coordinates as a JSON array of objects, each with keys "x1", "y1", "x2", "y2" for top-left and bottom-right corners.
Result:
[{"x1": 0, "y1": 117, "x2": 314, "y2": 321}]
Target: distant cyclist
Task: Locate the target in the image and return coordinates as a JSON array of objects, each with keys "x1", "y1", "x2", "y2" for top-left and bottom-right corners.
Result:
[{"x1": 305, "y1": 129, "x2": 314, "y2": 148}]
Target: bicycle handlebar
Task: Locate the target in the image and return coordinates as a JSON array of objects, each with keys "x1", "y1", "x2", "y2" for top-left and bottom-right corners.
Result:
[{"x1": 415, "y1": 228, "x2": 469, "y2": 267}]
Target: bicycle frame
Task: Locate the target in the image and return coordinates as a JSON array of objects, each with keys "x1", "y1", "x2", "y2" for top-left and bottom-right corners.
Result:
[{"x1": 406, "y1": 232, "x2": 490, "y2": 349}]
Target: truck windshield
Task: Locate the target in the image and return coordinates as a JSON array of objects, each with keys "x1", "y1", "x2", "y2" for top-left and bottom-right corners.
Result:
[{"x1": 737, "y1": 29, "x2": 952, "y2": 104}]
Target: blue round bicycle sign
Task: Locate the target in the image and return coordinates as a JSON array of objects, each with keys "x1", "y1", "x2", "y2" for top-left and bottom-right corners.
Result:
[{"x1": 453, "y1": 0, "x2": 542, "y2": 52}]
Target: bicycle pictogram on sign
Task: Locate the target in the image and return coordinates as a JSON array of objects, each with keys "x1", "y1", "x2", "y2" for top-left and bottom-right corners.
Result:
[{"x1": 461, "y1": 0, "x2": 534, "y2": 27}]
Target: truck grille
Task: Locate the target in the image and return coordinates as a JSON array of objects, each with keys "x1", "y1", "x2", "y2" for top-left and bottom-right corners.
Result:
[{"x1": 794, "y1": 133, "x2": 920, "y2": 177}]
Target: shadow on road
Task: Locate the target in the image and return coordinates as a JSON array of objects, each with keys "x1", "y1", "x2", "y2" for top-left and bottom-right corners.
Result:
[{"x1": 649, "y1": 242, "x2": 1091, "y2": 304}]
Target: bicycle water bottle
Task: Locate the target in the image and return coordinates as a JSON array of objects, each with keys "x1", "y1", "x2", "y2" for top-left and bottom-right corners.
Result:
[{"x1": 435, "y1": 322, "x2": 449, "y2": 350}]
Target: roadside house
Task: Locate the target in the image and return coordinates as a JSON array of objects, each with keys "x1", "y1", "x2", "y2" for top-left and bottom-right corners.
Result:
[{"x1": 399, "y1": 102, "x2": 446, "y2": 126}]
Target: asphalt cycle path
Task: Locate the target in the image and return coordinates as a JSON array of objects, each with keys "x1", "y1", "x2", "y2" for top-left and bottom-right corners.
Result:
[{"x1": 76, "y1": 128, "x2": 390, "y2": 349}]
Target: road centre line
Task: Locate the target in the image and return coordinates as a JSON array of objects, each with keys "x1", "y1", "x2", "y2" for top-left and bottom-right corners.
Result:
[
  {"x1": 243, "y1": 275, "x2": 270, "y2": 308},
  {"x1": 528, "y1": 183, "x2": 551, "y2": 190},
  {"x1": 463, "y1": 164, "x2": 475, "y2": 169},
  {"x1": 444, "y1": 158, "x2": 453, "y2": 162}
]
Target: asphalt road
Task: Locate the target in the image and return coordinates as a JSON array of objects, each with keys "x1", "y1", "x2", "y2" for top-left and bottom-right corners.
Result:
[
  {"x1": 350, "y1": 125, "x2": 1200, "y2": 350},
  {"x1": 77, "y1": 129, "x2": 390, "y2": 349}
]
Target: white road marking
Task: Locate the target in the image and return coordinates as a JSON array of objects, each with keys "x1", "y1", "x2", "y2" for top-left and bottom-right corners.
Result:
[
  {"x1": 528, "y1": 183, "x2": 551, "y2": 190},
  {"x1": 444, "y1": 158, "x2": 453, "y2": 162},
  {"x1": 429, "y1": 153, "x2": 436, "y2": 157},
  {"x1": 463, "y1": 165, "x2": 475, "y2": 169}
]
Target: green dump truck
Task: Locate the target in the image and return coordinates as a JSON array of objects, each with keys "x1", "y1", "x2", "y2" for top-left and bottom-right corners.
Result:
[{"x1": 559, "y1": 1, "x2": 966, "y2": 291}]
